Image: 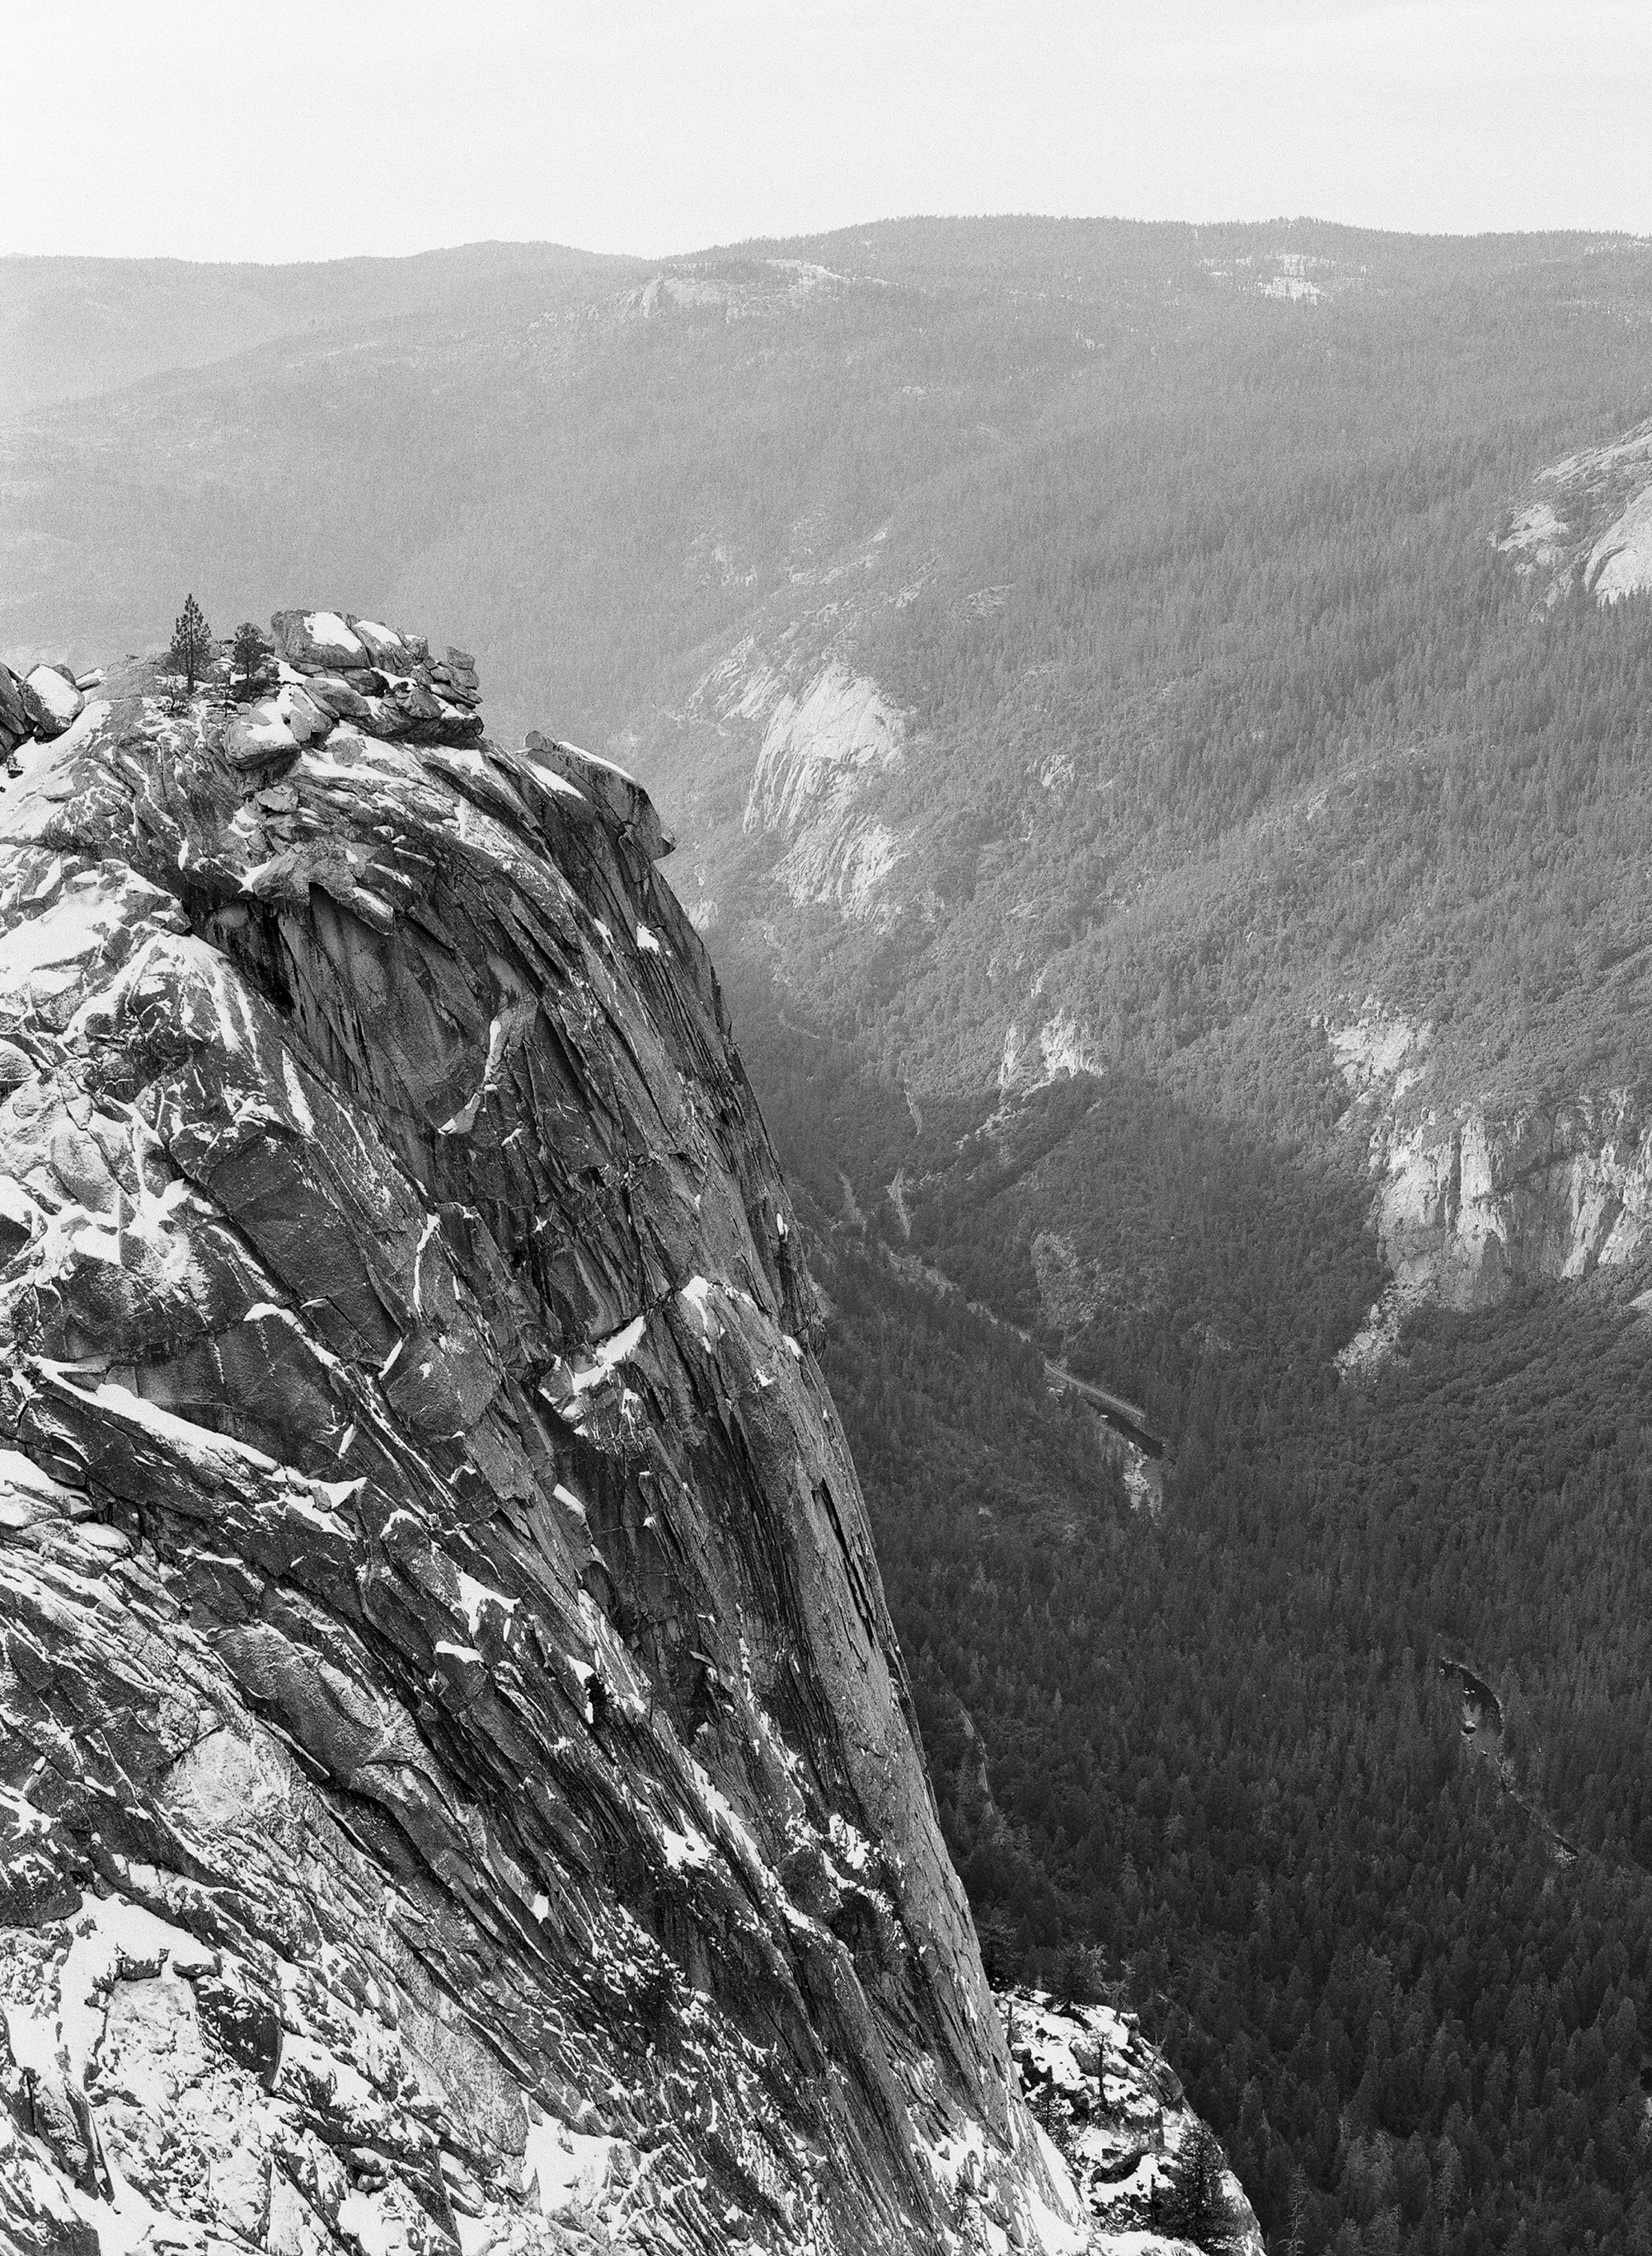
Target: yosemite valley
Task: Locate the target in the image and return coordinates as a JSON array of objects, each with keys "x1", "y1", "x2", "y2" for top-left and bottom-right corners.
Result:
[{"x1": 7, "y1": 217, "x2": 1652, "y2": 2253}]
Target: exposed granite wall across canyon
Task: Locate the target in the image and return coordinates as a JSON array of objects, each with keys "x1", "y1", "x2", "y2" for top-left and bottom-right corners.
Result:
[
  {"x1": 0, "y1": 625, "x2": 1084, "y2": 2255},
  {"x1": 1319, "y1": 1014, "x2": 1652, "y2": 1365},
  {"x1": 1373, "y1": 1094, "x2": 1652, "y2": 1307}
]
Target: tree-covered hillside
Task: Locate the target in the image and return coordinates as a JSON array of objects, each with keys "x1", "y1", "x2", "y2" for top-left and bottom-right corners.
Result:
[
  {"x1": 12, "y1": 218, "x2": 1652, "y2": 1127},
  {"x1": 726, "y1": 945, "x2": 1652, "y2": 2253},
  {"x1": 798, "y1": 1110, "x2": 1652, "y2": 2255}
]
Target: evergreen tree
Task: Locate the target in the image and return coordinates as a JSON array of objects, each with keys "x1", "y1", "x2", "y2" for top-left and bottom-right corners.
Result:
[
  {"x1": 1162, "y1": 2119, "x2": 1238, "y2": 2253},
  {"x1": 977, "y1": 1905, "x2": 1017, "y2": 1984},
  {"x1": 1052, "y1": 1939, "x2": 1100, "y2": 2010},
  {"x1": 229, "y1": 619, "x2": 271, "y2": 697},
  {"x1": 169, "y1": 595, "x2": 213, "y2": 693},
  {"x1": 1026, "y1": 2074, "x2": 1066, "y2": 2146}
]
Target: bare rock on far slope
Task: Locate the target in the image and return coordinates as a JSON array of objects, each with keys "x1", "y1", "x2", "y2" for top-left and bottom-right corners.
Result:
[
  {"x1": 1328, "y1": 1010, "x2": 1652, "y2": 1369},
  {"x1": 1329, "y1": 1020, "x2": 1652, "y2": 1303},
  {"x1": 1371, "y1": 1095, "x2": 1652, "y2": 1307},
  {"x1": 737, "y1": 658, "x2": 907, "y2": 922},
  {"x1": 0, "y1": 620, "x2": 1084, "y2": 2255},
  {"x1": 659, "y1": 635, "x2": 909, "y2": 929},
  {"x1": 1499, "y1": 414, "x2": 1652, "y2": 605}
]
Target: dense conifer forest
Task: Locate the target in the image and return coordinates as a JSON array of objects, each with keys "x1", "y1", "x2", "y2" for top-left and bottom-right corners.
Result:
[{"x1": 731, "y1": 968, "x2": 1652, "y2": 2254}]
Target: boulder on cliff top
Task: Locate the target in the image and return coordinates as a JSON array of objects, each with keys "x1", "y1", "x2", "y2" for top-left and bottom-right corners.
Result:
[
  {"x1": 0, "y1": 663, "x2": 31, "y2": 757},
  {"x1": 268, "y1": 606, "x2": 484, "y2": 745},
  {"x1": 349, "y1": 613, "x2": 412, "y2": 668},
  {"x1": 271, "y1": 604, "x2": 372, "y2": 671},
  {"x1": 23, "y1": 663, "x2": 83, "y2": 739}
]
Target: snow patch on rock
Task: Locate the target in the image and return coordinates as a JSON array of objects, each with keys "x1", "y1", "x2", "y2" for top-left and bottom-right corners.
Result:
[{"x1": 1002, "y1": 1988, "x2": 1264, "y2": 2254}]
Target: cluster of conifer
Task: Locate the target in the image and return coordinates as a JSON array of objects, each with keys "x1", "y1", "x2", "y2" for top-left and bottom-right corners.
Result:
[
  {"x1": 820, "y1": 1227, "x2": 1652, "y2": 2255},
  {"x1": 734, "y1": 964, "x2": 1652, "y2": 2254}
]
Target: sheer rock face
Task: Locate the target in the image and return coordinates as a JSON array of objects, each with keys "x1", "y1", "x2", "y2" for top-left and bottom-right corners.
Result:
[
  {"x1": 1373, "y1": 1096, "x2": 1652, "y2": 1307},
  {"x1": 1337, "y1": 1084, "x2": 1652, "y2": 1371},
  {"x1": 1327, "y1": 1012, "x2": 1652, "y2": 1369},
  {"x1": 0, "y1": 628, "x2": 1083, "y2": 2255}
]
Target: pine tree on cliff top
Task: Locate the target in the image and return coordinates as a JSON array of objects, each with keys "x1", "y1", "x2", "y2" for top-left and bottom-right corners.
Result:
[
  {"x1": 1161, "y1": 2119, "x2": 1240, "y2": 2253},
  {"x1": 169, "y1": 595, "x2": 213, "y2": 693}
]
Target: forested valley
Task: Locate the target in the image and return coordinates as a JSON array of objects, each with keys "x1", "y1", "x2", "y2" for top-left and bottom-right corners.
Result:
[
  {"x1": 640, "y1": 229, "x2": 1652, "y2": 2253},
  {"x1": 728, "y1": 965, "x2": 1652, "y2": 2256}
]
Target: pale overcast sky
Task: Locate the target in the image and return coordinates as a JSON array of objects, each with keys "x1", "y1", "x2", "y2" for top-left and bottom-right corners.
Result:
[{"x1": 7, "y1": 1, "x2": 1651, "y2": 262}]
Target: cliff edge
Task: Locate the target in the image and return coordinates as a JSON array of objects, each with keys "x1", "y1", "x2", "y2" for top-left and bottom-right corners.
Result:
[{"x1": 0, "y1": 615, "x2": 1086, "y2": 2255}]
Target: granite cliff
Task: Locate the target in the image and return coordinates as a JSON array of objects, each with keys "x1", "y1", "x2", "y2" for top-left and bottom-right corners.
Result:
[
  {"x1": 1370, "y1": 1093, "x2": 1652, "y2": 1306},
  {"x1": 0, "y1": 615, "x2": 1099, "y2": 2255},
  {"x1": 1328, "y1": 1013, "x2": 1652, "y2": 1364},
  {"x1": 1498, "y1": 412, "x2": 1652, "y2": 606}
]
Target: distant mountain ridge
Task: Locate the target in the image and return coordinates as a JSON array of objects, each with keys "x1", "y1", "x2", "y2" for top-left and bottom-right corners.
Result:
[{"x1": 0, "y1": 241, "x2": 624, "y2": 419}]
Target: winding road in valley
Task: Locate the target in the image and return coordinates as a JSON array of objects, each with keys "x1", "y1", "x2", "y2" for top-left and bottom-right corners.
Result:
[
  {"x1": 871, "y1": 1210, "x2": 1169, "y2": 1460},
  {"x1": 1039, "y1": 1362, "x2": 1166, "y2": 1459}
]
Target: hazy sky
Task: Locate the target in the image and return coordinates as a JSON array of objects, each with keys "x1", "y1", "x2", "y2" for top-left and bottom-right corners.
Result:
[{"x1": 8, "y1": 1, "x2": 1651, "y2": 262}]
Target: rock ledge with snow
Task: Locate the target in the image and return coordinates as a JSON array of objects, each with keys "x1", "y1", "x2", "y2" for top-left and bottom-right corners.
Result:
[{"x1": 1002, "y1": 1991, "x2": 1263, "y2": 2256}]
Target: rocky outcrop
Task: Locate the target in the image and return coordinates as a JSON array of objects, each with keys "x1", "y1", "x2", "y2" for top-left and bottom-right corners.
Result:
[
  {"x1": 0, "y1": 619, "x2": 1084, "y2": 2254},
  {"x1": 1002, "y1": 1992, "x2": 1263, "y2": 2255},
  {"x1": 1498, "y1": 415, "x2": 1652, "y2": 605},
  {"x1": 620, "y1": 262, "x2": 847, "y2": 325},
  {"x1": 1371, "y1": 1095, "x2": 1652, "y2": 1306},
  {"x1": 225, "y1": 610, "x2": 487, "y2": 763},
  {"x1": 997, "y1": 1013, "x2": 1101, "y2": 1098},
  {"x1": 1330, "y1": 1013, "x2": 1652, "y2": 1305},
  {"x1": 1331, "y1": 1012, "x2": 1652, "y2": 1364},
  {"x1": 0, "y1": 660, "x2": 97, "y2": 766}
]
